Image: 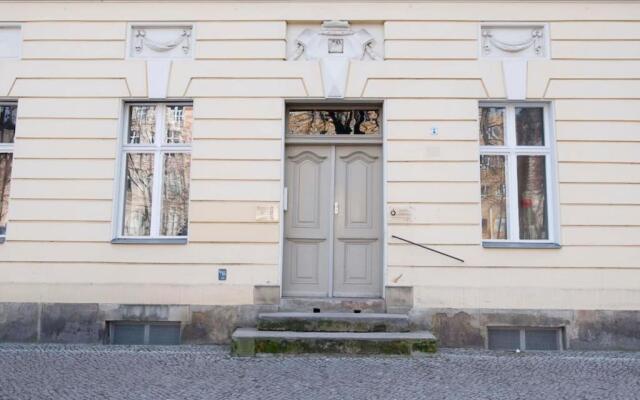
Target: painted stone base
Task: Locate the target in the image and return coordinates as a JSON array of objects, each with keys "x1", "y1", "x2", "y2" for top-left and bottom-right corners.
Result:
[
  {"x1": 0, "y1": 302, "x2": 277, "y2": 345},
  {"x1": 410, "y1": 308, "x2": 640, "y2": 351},
  {"x1": 1, "y1": 302, "x2": 638, "y2": 350}
]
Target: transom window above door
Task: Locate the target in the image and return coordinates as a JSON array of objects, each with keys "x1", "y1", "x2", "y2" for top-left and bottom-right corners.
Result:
[
  {"x1": 479, "y1": 103, "x2": 558, "y2": 247},
  {"x1": 287, "y1": 107, "x2": 380, "y2": 136}
]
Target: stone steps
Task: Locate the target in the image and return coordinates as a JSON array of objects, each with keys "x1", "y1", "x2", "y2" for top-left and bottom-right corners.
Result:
[
  {"x1": 231, "y1": 328, "x2": 437, "y2": 356},
  {"x1": 279, "y1": 297, "x2": 386, "y2": 313},
  {"x1": 257, "y1": 312, "x2": 410, "y2": 333}
]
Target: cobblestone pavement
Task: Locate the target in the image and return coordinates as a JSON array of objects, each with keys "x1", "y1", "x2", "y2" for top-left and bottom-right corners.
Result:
[{"x1": 1, "y1": 344, "x2": 639, "y2": 400}]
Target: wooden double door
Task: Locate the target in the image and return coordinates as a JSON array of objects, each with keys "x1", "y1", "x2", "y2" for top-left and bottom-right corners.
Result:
[{"x1": 283, "y1": 145, "x2": 382, "y2": 298}]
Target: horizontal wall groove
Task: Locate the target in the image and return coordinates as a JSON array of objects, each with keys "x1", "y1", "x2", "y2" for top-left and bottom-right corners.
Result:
[
  {"x1": 16, "y1": 117, "x2": 119, "y2": 121},
  {"x1": 387, "y1": 160, "x2": 478, "y2": 164},
  {"x1": 190, "y1": 178, "x2": 279, "y2": 182},
  {"x1": 10, "y1": 177, "x2": 113, "y2": 181},
  {"x1": 562, "y1": 224, "x2": 640, "y2": 228},
  {"x1": 9, "y1": 220, "x2": 109, "y2": 224},
  {"x1": 193, "y1": 138, "x2": 281, "y2": 141},
  {"x1": 190, "y1": 199, "x2": 278, "y2": 204},
  {"x1": 0, "y1": 260, "x2": 273, "y2": 266},
  {"x1": 388, "y1": 264, "x2": 640, "y2": 270},
  {"x1": 387, "y1": 180, "x2": 479, "y2": 183}
]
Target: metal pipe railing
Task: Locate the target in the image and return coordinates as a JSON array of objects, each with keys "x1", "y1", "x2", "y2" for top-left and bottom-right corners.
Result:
[{"x1": 391, "y1": 235, "x2": 464, "y2": 263}]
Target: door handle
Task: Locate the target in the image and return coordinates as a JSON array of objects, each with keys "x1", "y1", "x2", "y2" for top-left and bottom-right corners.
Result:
[
  {"x1": 334, "y1": 202, "x2": 339, "y2": 215},
  {"x1": 283, "y1": 187, "x2": 288, "y2": 212}
]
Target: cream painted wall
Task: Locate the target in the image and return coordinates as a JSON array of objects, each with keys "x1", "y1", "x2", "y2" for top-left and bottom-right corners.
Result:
[{"x1": 0, "y1": 1, "x2": 639, "y2": 310}]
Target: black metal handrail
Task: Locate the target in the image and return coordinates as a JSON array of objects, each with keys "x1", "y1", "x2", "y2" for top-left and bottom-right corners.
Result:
[{"x1": 391, "y1": 235, "x2": 464, "y2": 263}]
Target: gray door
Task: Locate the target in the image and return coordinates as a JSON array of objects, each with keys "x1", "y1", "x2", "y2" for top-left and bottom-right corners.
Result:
[
  {"x1": 283, "y1": 145, "x2": 382, "y2": 298},
  {"x1": 283, "y1": 146, "x2": 332, "y2": 297},
  {"x1": 333, "y1": 146, "x2": 382, "y2": 297}
]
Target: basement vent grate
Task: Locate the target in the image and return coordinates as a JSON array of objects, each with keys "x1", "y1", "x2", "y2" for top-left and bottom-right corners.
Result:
[
  {"x1": 109, "y1": 322, "x2": 181, "y2": 345},
  {"x1": 488, "y1": 327, "x2": 563, "y2": 351}
]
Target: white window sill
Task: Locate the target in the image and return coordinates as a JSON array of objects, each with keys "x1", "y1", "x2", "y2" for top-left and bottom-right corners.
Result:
[
  {"x1": 111, "y1": 237, "x2": 188, "y2": 245},
  {"x1": 482, "y1": 241, "x2": 561, "y2": 249}
]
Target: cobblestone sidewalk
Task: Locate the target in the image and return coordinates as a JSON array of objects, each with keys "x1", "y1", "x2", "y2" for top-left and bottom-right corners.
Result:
[{"x1": 1, "y1": 344, "x2": 639, "y2": 400}]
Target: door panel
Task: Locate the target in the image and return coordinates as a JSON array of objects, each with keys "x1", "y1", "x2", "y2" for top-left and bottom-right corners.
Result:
[
  {"x1": 333, "y1": 146, "x2": 382, "y2": 297},
  {"x1": 283, "y1": 146, "x2": 332, "y2": 297}
]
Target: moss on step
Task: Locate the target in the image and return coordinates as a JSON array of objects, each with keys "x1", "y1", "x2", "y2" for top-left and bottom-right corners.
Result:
[
  {"x1": 247, "y1": 338, "x2": 437, "y2": 355},
  {"x1": 257, "y1": 318, "x2": 408, "y2": 333}
]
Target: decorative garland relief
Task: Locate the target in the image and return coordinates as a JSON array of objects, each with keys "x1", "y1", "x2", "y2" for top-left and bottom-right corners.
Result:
[
  {"x1": 134, "y1": 28, "x2": 192, "y2": 55},
  {"x1": 481, "y1": 27, "x2": 545, "y2": 57}
]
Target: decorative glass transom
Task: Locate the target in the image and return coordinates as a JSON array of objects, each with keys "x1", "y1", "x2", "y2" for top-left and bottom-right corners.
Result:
[{"x1": 288, "y1": 110, "x2": 380, "y2": 136}]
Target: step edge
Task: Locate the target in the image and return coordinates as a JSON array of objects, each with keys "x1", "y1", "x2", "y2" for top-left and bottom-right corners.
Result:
[
  {"x1": 233, "y1": 328, "x2": 436, "y2": 341},
  {"x1": 259, "y1": 312, "x2": 409, "y2": 320}
]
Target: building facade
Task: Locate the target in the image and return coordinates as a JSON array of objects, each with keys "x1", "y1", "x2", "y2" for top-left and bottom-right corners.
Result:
[{"x1": 0, "y1": 0, "x2": 638, "y2": 349}]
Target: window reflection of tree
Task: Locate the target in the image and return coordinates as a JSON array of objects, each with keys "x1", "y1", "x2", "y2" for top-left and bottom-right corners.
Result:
[
  {"x1": 481, "y1": 155, "x2": 507, "y2": 240},
  {"x1": 1, "y1": 106, "x2": 16, "y2": 143},
  {"x1": 516, "y1": 108, "x2": 544, "y2": 146},
  {"x1": 0, "y1": 105, "x2": 16, "y2": 235},
  {"x1": 288, "y1": 110, "x2": 379, "y2": 135},
  {"x1": 518, "y1": 156, "x2": 548, "y2": 240},
  {"x1": 480, "y1": 108, "x2": 504, "y2": 145},
  {"x1": 0, "y1": 154, "x2": 12, "y2": 235},
  {"x1": 129, "y1": 106, "x2": 155, "y2": 144},
  {"x1": 162, "y1": 154, "x2": 190, "y2": 236},
  {"x1": 124, "y1": 153, "x2": 153, "y2": 236}
]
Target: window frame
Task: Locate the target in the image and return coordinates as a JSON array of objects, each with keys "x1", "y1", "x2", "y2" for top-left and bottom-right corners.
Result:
[
  {"x1": 113, "y1": 101, "x2": 192, "y2": 243},
  {"x1": 479, "y1": 102, "x2": 559, "y2": 247},
  {"x1": 108, "y1": 321, "x2": 182, "y2": 345},
  {"x1": 487, "y1": 326, "x2": 565, "y2": 351},
  {"x1": 0, "y1": 101, "x2": 17, "y2": 243},
  {"x1": 285, "y1": 102, "x2": 383, "y2": 144}
]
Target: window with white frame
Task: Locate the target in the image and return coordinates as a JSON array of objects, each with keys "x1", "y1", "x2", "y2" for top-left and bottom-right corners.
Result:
[
  {"x1": 0, "y1": 103, "x2": 16, "y2": 240},
  {"x1": 479, "y1": 103, "x2": 555, "y2": 243},
  {"x1": 117, "y1": 103, "x2": 192, "y2": 239}
]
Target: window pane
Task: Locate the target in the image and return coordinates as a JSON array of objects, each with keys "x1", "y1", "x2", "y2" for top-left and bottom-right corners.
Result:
[
  {"x1": 287, "y1": 110, "x2": 380, "y2": 135},
  {"x1": 481, "y1": 155, "x2": 508, "y2": 240},
  {"x1": 0, "y1": 105, "x2": 17, "y2": 144},
  {"x1": 525, "y1": 329, "x2": 560, "y2": 350},
  {"x1": 165, "y1": 105, "x2": 192, "y2": 144},
  {"x1": 128, "y1": 105, "x2": 156, "y2": 144},
  {"x1": 518, "y1": 155, "x2": 548, "y2": 240},
  {"x1": 112, "y1": 323, "x2": 145, "y2": 345},
  {"x1": 516, "y1": 107, "x2": 544, "y2": 146},
  {"x1": 0, "y1": 153, "x2": 12, "y2": 236},
  {"x1": 148, "y1": 324, "x2": 181, "y2": 345},
  {"x1": 488, "y1": 329, "x2": 521, "y2": 351},
  {"x1": 161, "y1": 153, "x2": 190, "y2": 236},
  {"x1": 479, "y1": 107, "x2": 505, "y2": 146},
  {"x1": 123, "y1": 153, "x2": 154, "y2": 236}
]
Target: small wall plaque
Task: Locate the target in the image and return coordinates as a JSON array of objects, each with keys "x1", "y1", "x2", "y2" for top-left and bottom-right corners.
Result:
[
  {"x1": 218, "y1": 268, "x2": 227, "y2": 281},
  {"x1": 389, "y1": 207, "x2": 413, "y2": 223},
  {"x1": 256, "y1": 205, "x2": 278, "y2": 222}
]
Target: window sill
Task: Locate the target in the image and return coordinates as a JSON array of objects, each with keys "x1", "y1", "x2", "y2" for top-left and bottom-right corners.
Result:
[
  {"x1": 111, "y1": 237, "x2": 188, "y2": 245},
  {"x1": 482, "y1": 241, "x2": 561, "y2": 249}
]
